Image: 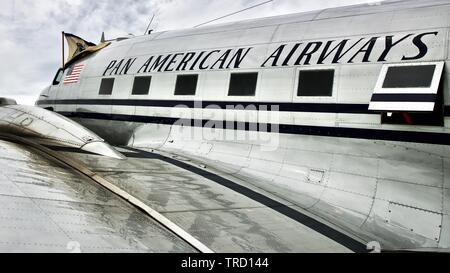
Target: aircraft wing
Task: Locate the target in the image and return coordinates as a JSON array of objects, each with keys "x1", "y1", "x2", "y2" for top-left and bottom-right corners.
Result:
[
  {"x1": 0, "y1": 102, "x2": 362, "y2": 253},
  {"x1": 0, "y1": 138, "x2": 361, "y2": 253}
]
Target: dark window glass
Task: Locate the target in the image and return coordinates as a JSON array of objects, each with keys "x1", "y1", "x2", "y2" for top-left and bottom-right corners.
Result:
[
  {"x1": 175, "y1": 75, "x2": 198, "y2": 96},
  {"x1": 383, "y1": 65, "x2": 436, "y2": 88},
  {"x1": 99, "y1": 78, "x2": 115, "y2": 95},
  {"x1": 132, "y1": 76, "x2": 152, "y2": 95},
  {"x1": 228, "y1": 73, "x2": 258, "y2": 96},
  {"x1": 53, "y1": 69, "x2": 64, "y2": 85},
  {"x1": 298, "y1": 70, "x2": 334, "y2": 97}
]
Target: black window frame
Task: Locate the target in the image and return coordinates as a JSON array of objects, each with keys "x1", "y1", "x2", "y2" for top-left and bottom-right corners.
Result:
[
  {"x1": 297, "y1": 69, "x2": 335, "y2": 97},
  {"x1": 131, "y1": 76, "x2": 152, "y2": 96},
  {"x1": 174, "y1": 74, "x2": 198, "y2": 96},
  {"x1": 99, "y1": 78, "x2": 115, "y2": 95},
  {"x1": 228, "y1": 72, "x2": 258, "y2": 97},
  {"x1": 369, "y1": 62, "x2": 445, "y2": 127},
  {"x1": 52, "y1": 68, "x2": 64, "y2": 85}
]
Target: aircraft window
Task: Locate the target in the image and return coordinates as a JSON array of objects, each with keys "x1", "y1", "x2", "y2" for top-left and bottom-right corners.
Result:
[
  {"x1": 99, "y1": 78, "x2": 115, "y2": 95},
  {"x1": 132, "y1": 76, "x2": 152, "y2": 95},
  {"x1": 228, "y1": 72, "x2": 258, "y2": 96},
  {"x1": 369, "y1": 62, "x2": 444, "y2": 113},
  {"x1": 53, "y1": 69, "x2": 64, "y2": 85},
  {"x1": 383, "y1": 65, "x2": 435, "y2": 88},
  {"x1": 175, "y1": 74, "x2": 198, "y2": 96},
  {"x1": 297, "y1": 70, "x2": 334, "y2": 97}
]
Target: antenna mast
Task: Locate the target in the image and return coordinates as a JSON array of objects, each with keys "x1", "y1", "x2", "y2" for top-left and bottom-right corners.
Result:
[
  {"x1": 61, "y1": 31, "x2": 65, "y2": 68},
  {"x1": 145, "y1": 14, "x2": 156, "y2": 35}
]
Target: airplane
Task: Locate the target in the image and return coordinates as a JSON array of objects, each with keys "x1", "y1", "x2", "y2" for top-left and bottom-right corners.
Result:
[{"x1": 1, "y1": 0, "x2": 449, "y2": 253}]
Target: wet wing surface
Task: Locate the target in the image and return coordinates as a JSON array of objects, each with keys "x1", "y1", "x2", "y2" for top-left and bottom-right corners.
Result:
[
  {"x1": 0, "y1": 140, "x2": 195, "y2": 253},
  {"x1": 0, "y1": 138, "x2": 363, "y2": 253},
  {"x1": 56, "y1": 146, "x2": 359, "y2": 253}
]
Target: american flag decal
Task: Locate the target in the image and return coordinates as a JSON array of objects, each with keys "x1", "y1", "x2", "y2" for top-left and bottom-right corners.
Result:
[{"x1": 63, "y1": 64, "x2": 85, "y2": 84}]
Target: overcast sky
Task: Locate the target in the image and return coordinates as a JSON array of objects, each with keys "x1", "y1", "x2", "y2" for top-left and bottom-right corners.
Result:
[{"x1": 0, "y1": 0, "x2": 382, "y2": 105}]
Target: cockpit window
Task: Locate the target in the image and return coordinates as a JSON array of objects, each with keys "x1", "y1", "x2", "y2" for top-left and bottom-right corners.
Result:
[
  {"x1": 382, "y1": 65, "x2": 436, "y2": 88},
  {"x1": 52, "y1": 69, "x2": 64, "y2": 85}
]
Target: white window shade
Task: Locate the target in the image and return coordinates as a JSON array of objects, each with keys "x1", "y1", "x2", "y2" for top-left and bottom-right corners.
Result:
[{"x1": 369, "y1": 62, "x2": 444, "y2": 112}]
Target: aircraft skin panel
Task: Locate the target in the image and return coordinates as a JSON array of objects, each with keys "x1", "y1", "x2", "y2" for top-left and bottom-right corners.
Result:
[{"x1": 0, "y1": 140, "x2": 195, "y2": 253}]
